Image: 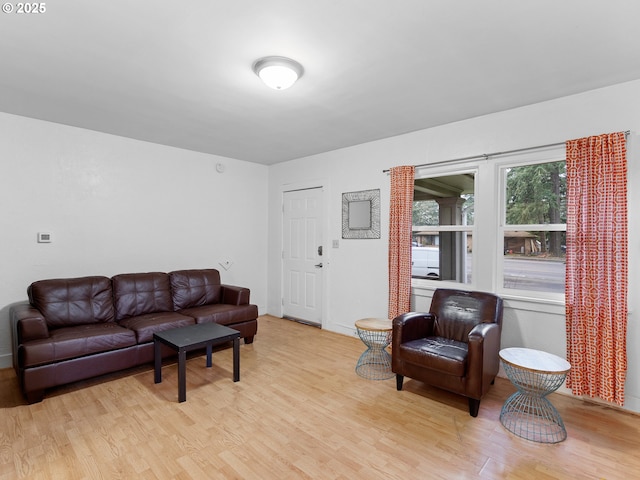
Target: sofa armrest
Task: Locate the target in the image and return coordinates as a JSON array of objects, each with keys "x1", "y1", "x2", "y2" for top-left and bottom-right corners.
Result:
[
  {"x1": 11, "y1": 303, "x2": 50, "y2": 343},
  {"x1": 11, "y1": 303, "x2": 49, "y2": 371},
  {"x1": 221, "y1": 284, "x2": 250, "y2": 305},
  {"x1": 392, "y1": 312, "x2": 436, "y2": 346}
]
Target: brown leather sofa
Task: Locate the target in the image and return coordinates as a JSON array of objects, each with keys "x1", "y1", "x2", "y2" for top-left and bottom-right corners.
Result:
[{"x1": 10, "y1": 269, "x2": 258, "y2": 403}]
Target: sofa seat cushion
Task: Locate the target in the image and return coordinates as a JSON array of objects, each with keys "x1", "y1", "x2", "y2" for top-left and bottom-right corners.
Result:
[
  {"x1": 20, "y1": 323, "x2": 136, "y2": 368},
  {"x1": 118, "y1": 312, "x2": 195, "y2": 344},
  {"x1": 179, "y1": 304, "x2": 258, "y2": 326},
  {"x1": 399, "y1": 336, "x2": 468, "y2": 377}
]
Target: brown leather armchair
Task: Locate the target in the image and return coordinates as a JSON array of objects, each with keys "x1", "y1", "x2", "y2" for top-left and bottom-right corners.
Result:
[{"x1": 392, "y1": 288, "x2": 503, "y2": 417}]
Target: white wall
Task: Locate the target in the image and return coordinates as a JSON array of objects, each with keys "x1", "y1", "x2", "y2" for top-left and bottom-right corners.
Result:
[
  {"x1": 267, "y1": 79, "x2": 640, "y2": 413},
  {"x1": 0, "y1": 112, "x2": 269, "y2": 367}
]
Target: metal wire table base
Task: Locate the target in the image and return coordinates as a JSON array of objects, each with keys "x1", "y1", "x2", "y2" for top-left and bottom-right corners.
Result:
[
  {"x1": 500, "y1": 363, "x2": 568, "y2": 443},
  {"x1": 355, "y1": 328, "x2": 394, "y2": 380}
]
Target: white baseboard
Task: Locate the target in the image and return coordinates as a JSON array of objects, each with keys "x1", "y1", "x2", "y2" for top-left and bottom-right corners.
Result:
[{"x1": 0, "y1": 353, "x2": 13, "y2": 369}]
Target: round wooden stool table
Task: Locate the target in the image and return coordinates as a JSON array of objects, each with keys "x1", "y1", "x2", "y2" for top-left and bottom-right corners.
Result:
[
  {"x1": 499, "y1": 347, "x2": 571, "y2": 443},
  {"x1": 354, "y1": 318, "x2": 393, "y2": 380}
]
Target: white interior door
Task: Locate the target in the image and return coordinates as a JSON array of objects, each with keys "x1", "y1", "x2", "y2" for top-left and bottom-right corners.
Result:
[{"x1": 282, "y1": 187, "x2": 323, "y2": 325}]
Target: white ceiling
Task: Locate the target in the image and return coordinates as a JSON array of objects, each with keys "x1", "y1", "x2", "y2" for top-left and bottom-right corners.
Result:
[{"x1": 2, "y1": 1, "x2": 640, "y2": 165}]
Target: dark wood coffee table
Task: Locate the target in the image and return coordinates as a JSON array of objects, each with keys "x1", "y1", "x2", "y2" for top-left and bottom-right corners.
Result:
[{"x1": 153, "y1": 322, "x2": 241, "y2": 402}]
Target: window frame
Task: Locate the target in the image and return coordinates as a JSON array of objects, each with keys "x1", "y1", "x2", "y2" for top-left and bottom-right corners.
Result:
[
  {"x1": 411, "y1": 146, "x2": 567, "y2": 307},
  {"x1": 495, "y1": 148, "x2": 567, "y2": 303},
  {"x1": 411, "y1": 164, "x2": 479, "y2": 290}
]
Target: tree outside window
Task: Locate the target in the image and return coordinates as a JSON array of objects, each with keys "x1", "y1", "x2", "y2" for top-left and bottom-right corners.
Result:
[{"x1": 502, "y1": 160, "x2": 566, "y2": 294}]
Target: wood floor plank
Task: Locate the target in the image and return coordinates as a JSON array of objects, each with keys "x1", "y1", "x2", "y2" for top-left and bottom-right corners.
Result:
[{"x1": 1, "y1": 315, "x2": 639, "y2": 479}]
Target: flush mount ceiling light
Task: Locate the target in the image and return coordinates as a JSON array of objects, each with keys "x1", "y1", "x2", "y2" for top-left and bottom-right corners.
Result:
[{"x1": 252, "y1": 56, "x2": 304, "y2": 90}]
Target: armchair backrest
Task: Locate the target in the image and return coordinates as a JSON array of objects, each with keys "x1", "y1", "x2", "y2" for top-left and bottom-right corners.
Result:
[{"x1": 430, "y1": 289, "x2": 503, "y2": 343}]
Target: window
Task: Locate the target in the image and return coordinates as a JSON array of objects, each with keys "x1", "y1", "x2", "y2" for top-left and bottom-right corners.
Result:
[
  {"x1": 412, "y1": 172, "x2": 475, "y2": 284},
  {"x1": 500, "y1": 160, "x2": 566, "y2": 295},
  {"x1": 411, "y1": 147, "x2": 566, "y2": 304}
]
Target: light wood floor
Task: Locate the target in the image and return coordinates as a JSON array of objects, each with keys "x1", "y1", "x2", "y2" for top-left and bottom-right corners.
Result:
[{"x1": 1, "y1": 315, "x2": 639, "y2": 479}]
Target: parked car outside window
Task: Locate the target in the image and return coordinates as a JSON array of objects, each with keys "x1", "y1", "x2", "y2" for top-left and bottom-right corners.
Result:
[{"x1": 411, "y1": 246, "x2": 439, "y2": 279}]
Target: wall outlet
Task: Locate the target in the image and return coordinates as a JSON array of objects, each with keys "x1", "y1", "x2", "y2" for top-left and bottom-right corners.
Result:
[
  {"x1": 219, "y1": 259, "x2": 233, "y2": 271},
  {"x1": 332, "y1": 239, "x2": 339, "y2": 248}
]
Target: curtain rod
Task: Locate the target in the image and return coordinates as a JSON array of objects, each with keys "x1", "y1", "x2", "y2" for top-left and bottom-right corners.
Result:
[{"x1": 382, "y1": 130, "x2": 630, "y2": 173}]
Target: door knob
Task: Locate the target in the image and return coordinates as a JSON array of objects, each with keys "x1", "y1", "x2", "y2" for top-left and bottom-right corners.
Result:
[{"x1": 314, "y1": 263, "x2": 323, "y2": 268}]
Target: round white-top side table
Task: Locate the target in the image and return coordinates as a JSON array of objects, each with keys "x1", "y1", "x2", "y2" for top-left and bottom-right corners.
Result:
[
  {"x1": 499, "y1": 347, "x2": 571, "y2": 443},
  {"x1": 355, "y1": 318, "x2": 393, "y2": 380}
]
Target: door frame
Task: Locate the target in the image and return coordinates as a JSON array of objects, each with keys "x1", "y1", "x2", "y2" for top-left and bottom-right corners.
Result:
[{"x1": 279, "y1": 179, "x2": 331, "y2": 329}]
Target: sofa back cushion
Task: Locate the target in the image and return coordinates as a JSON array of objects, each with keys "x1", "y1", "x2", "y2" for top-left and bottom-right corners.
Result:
[
  {"x1": 28, "y1": 276, "x2": 115, "y2": 328},
  {"x1": 169, "y1": 269, "x2": 222, "y2": 310},
  {"x1": 112, "y1": 272, "x2": 173, "y2": 320}
]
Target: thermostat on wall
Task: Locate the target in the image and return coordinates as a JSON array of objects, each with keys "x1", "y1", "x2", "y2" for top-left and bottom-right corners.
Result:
[{"x1": 37, "y1": 232, "x2": 52, "y2": 243}]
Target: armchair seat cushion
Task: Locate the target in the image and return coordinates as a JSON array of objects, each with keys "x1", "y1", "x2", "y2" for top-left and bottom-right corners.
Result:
[{"x1": 399, "y1": 336, "x2": 468, "y2": 377}]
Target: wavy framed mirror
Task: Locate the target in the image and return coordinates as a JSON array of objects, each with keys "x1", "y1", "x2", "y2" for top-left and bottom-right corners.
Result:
[{"x1": 342, "y1": 189, "x2": 380, "y2": 239}]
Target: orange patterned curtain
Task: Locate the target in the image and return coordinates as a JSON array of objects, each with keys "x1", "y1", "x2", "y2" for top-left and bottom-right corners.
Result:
[
  {"x1": 388, "y1": 165, "x2": 415, "y2": 319},
  {"x1": 565, "y1": 132, "x2": 628, "y2": 406}
]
